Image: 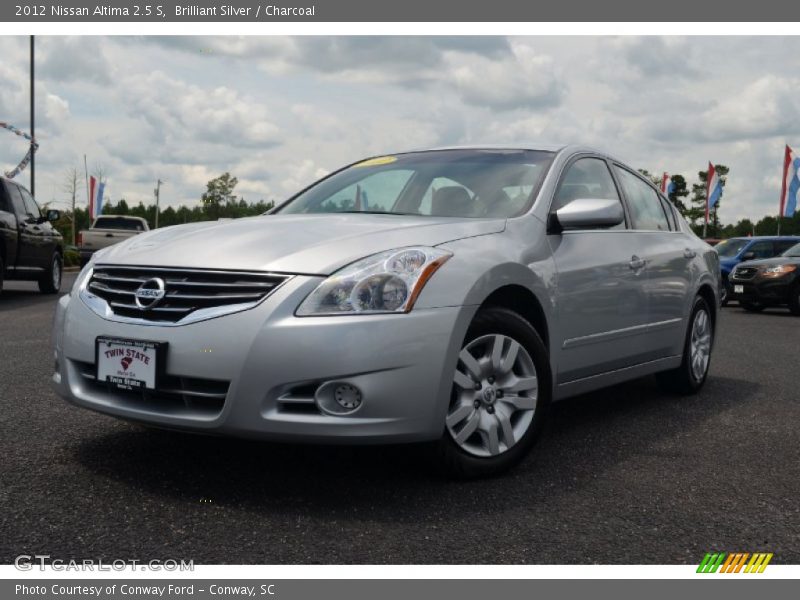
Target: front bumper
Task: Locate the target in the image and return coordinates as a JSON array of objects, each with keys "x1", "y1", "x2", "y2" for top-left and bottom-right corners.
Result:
[
  {"x1": 729, "y1": 277, "x2": 793, "y2": 305},
  {"x1": 52, "y1": 276, "x2": 475, "y2": 443}
]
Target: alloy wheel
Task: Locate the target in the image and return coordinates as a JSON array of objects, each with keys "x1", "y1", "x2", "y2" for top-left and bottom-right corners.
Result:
[
  {"x1": 689, "y1": 308, "x2": 712, "y2": 381},
  {"x1": 447, "y1": 334, "x2": 538, "y2": 457},
  {"x1": 53, "y1": 257, "x2": 62, "y2": 290}
]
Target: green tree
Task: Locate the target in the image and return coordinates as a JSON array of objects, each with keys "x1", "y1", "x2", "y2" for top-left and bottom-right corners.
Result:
[
  {"x1": 666, "y1": 174, "x2": 690, "y2": 216},
  {"x1": 638, "y1": 170, "x2": 690, "y2": 217},
  {"x1": 201, "y1": 172, "x2": 239, "y2": 221}
]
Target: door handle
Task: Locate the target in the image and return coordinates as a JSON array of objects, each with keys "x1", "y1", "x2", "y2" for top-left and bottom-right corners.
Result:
[
  {"x1": 105, "y1": 233, "x2": 114, "y2": 238},
  {"x1": 629, "y1": 256, "x2": 647, "y2": 271},
  {"x1": 683, "y1": 248, "x2": 697, "y2": 259}
]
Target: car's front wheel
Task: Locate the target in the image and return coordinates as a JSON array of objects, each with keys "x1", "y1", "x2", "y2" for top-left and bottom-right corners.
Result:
[
  {"x1": 740, "y1": 300, "x2": 765, "y2": 313},
  {"x1": 720, "y1": 280, "x2": 730, "y2": 306},
  {"x1": 787, "y1": 283, "x2": 800, "y2": 316},
  {"x1": 656, "y1": 295, "x2": 714, "y2": 394},
  {"x1": 38, "y1": 252, "x2": 63, "y2": 294},
  {"x1": 435, "y1": 307, "x2": 551, "y2": 478}
]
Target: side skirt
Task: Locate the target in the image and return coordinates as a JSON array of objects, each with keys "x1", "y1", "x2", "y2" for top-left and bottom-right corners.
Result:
[{"x1": 554, "y1": 355, "x2": 682, "y2": 401}]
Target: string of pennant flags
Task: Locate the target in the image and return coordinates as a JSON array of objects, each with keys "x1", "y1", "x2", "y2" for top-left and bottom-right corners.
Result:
[
  {"x1": 2, "y1": 121, "x2": 107, "y2": 219},
  {"x1": 0, "y1": 121, "x2": 38, "y2": 179}
]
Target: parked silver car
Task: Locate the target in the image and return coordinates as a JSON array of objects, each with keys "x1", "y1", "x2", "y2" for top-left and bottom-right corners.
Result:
[{"x1": 52, "y1": 146, "x2": 721, "y2": 477}]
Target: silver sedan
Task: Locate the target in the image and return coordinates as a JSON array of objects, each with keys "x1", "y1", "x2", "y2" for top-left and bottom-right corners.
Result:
[{"x1": 52, "y1": 146, "x2": 720, "y2": 477}]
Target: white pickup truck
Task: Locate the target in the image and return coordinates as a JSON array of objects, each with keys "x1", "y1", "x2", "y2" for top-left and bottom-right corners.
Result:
[{"x1": 78, "y1": 215, "x2": 150, "y2": 266}]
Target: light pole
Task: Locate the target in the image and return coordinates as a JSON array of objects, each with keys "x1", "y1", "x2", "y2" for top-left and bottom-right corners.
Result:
[
  {"x1": 154, "y1": 179, "x2": 164, "y2": 229},
  {"x1": 30, "y1": 35, "x2": 35, "y2": 196}
]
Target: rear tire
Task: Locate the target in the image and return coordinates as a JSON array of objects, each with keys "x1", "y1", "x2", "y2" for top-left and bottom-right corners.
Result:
[
  {"x1": 38, "y1": 252, "x2": 62, "y2": 294},
  {"x1": 656, "y1": 295, "x2": 714, "y2": 395},
  {"x1": 434, "y1": 307, "x2": 551, "y2": 479},
  {"x1": 788, "y1": 283, "x2": 800, "y2": 316},
  {"x1": 740, "y1": 300, "x2": 764, "y2": 313}
]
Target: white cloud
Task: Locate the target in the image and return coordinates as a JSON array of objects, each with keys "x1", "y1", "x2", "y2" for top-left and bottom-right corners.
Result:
[
  {"x1": 2, "y1": 35, "x2": 799, "y2": 226},
  {"x1": 444, "y1": 43, "x2": 564, "y2": 110}
]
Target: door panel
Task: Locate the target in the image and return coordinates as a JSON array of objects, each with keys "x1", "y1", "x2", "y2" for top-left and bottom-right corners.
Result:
[
  {"x1": 548, "y1": 157, "x2": 649, "y2": 383},
  {"x1": 19, "y1": 186, "x2": 51, "y2": 267},
  {"x1": 641, "y1": 232, "x2": 692, "y2": 357},
  {"x1": 613, "y1": 166, "x2": 690, "y2": 360},
  {"x1": 551, "y1": 231, "x2": 649, "y2": 382},
  {"x1": 5, "y1": 183, "x2": 39, "y2": 269}
]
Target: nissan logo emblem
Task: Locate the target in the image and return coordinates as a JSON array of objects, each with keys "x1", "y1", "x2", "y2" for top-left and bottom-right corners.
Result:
[{"x1": 134, "y1": 277, "x2": 167, "y2": 309}]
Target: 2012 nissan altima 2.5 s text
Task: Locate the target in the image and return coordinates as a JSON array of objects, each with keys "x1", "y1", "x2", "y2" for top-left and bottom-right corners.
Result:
[{"x1": 52, "y1": 146, "x2": 721, "y2": 477}]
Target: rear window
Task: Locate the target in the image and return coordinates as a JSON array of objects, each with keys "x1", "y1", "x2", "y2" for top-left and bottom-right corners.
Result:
[{"x1": 94, "y1": 217, "x2": 146, "y2": 231}]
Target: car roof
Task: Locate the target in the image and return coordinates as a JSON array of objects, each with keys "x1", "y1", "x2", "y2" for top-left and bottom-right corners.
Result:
[
  {"x1": 728, "y1": 236, "x2": 800, "y2": 241},
  {"x1": 420, "y1": 143, "x2": 567, "y2": 153},
  {"x1": 396, "y1": 143, "x2": 627, "y2": 163}
]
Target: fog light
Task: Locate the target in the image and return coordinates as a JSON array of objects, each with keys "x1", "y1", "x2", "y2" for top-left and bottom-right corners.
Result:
[
  {"x1": 334, "y1": 384, "x2": 362, "y2": 410},
  {"x1": 315, "y1": 381, "x2": 364, "y2": 415}
]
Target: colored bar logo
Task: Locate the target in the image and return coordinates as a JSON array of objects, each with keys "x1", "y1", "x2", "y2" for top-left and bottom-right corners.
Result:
[{"x1": 697, "y1": 552, "x2": 773, "y2": 573}]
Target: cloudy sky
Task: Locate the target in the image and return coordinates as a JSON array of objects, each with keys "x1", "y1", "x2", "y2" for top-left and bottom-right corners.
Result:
[{"x1": 1, "y1": 35, "x2": 798, "y2": 223}]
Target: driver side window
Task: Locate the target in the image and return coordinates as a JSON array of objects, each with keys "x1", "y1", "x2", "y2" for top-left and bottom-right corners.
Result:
[
  {"x1": 746, "y1": 241, "x2": 774, "y2": 259},
  {"x1": 553, "y1": 158, "x2": 625, "y2": 228},
  {"x1": 20, "y1": 187, "x2": 41, "y2": 220}
]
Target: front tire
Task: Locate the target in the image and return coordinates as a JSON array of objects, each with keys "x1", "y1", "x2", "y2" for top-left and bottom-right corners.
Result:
[
  {"x1": 720, "y1": 281, "x2": 730, "y2": 306},
  {"x1": 740, "y1": 300, "x2": 764, "y2": 313},
  {"x1": 434, "y1": 307, "x2": 551, "y2": 478},
  {"x1": 38, "y1": 252, "x2": 62, "y2": 294},
  {"x1": 788, "y1": 283, "x2": 800, "y2": 316},
  {"x1": 656, "y1": 295, "x2": 714, "y2": 395}
]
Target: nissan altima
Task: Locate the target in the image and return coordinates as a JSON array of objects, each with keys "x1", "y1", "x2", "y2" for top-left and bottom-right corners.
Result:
[{"x1": 52, "y1": 146, "x2": 721, "y2": 477}]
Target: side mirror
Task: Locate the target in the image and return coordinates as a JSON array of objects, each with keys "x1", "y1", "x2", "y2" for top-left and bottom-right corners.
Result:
[
  {"x1": 47, "y1": 209, "x2": 61, "y2": 222},
  {"x1": 550, "y1": 198, "x2": 624, "y2": 232},
  {"x1": 741, "y1": 251, "x2": 755, "y2": 261}
]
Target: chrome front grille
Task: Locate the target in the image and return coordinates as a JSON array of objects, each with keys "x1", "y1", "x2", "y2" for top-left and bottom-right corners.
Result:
[
  {"x1": 732, "y1": 266, "x2": 758, "y2": 280},
  {"x1": 84, "y1": 265, "x2": 288, "y2": 324}
]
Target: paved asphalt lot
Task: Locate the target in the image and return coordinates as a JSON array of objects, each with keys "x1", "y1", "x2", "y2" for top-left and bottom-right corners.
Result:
[{"x1": 1, "y1": 274, "x2": 799, "y2": 565}]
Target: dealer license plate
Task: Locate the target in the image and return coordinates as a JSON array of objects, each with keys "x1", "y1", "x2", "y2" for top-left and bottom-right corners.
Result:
[
  {"x1": 734, "y1": 285, "x2": 744, "y2": 294},
  {"x1": 96, "y1": 337, "x2": 162, "y2": 391}
]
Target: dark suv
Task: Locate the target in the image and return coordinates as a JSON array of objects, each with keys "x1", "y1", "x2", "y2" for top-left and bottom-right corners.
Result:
[
  {"x1": 729, "y1": 242, "x2": 800, "y2": 314},
  {"x1": 0, "y1": 177, "x2": 64, "y2": 294},
  {"x1": 715, "y1": 236, "x2": 800, "y2": 304}
]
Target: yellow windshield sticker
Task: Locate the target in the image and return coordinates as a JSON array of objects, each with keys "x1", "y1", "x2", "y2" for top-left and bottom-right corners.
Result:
[{"x1": 354, "y1": 156, "x2": 398, "y2": 167}]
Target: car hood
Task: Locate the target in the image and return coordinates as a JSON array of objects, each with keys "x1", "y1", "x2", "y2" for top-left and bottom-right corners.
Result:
[
  {"x1": 94, "y1": 213, "x2": 506, "y2": 275},
  {"x1": 735, "y1": 256, "x2": 800, "y2": 269}
]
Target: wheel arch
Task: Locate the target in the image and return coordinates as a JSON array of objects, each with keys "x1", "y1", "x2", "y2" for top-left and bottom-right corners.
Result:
[
  {"x1": 695, "y1": 282, "x2": 718, "y2": 330},
  {"x1": 478, "y1": 284, "x2": 550, "y2": 355}
]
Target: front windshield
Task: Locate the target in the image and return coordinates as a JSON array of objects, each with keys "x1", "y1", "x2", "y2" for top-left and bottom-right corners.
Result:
[
  {"x1": 783, "y1": 242, "x2": 800, "y2": 257},
  {"x1": 275, "y1": 149, "x2": 555, "y2": 219},
  {"x1": 714, "y1": 238, "x2": 749, "y2": 258}
]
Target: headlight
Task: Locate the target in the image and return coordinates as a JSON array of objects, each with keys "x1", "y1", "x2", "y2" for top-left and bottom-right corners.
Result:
[
  {"x1": 70, "y1": 262, "x2": 93, "y2": 296},
  {"x1": 761, "y1": 264, "x2": 796, "y2": 278},
  {"x1": 297, "y1": 246, "x2": 452, "y2": 316},
  {"x1": 70, "y1": 249, "x2": 108, "y2": 296}
]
